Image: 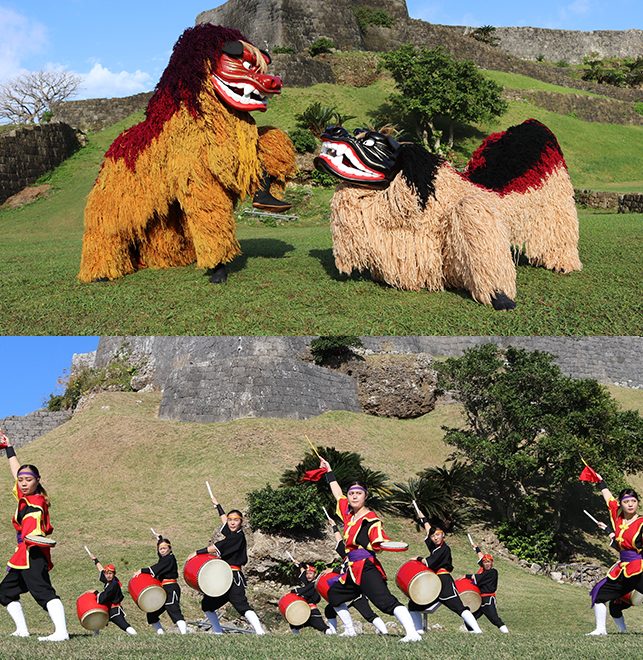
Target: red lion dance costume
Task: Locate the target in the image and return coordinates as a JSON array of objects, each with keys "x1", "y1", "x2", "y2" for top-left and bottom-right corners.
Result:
[
  {"x1": 79, "y1": 24, "x2": 295, "y2": 283},
  {"x1": 316, "y1": 120, "x2": 582, "y2": 310}
]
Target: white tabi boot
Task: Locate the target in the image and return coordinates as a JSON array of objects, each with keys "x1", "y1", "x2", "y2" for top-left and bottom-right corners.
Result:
[
  {"x1": 461, "y1": 609, "x2": 482, "y2": 633},
  {"x1": 125, "y1": 626, "x2": 137, "y2": 635},
  {"x1": 499, "y1": 624, "x2": 509, "y2": 633},
  {"x1": 38, "y1": 599, "x2": 69, "y2": 641},
  {"x1": 334, "y1": 604, "x2": 356, "y2": 636},
  {"x1": 587, "y1": 602, "x2": 608, "y2": 636},
  {"x1": 244, "y1": 609, "x2": 266, "y2": 635},
  {"x1": 371, "y1": 616, "x2": 388, "y2": 634},
  {"x1": 393, "y1": 605, "x2": 422, "y2": 642},
  {"x1": 176, "y1": 619, "x2": 187, "y2": 634},
  {"x1": 205, "y1": 610, "x2": 223, "y2": 634},
  {"x1": 7, "y1": 601, "x2": 29, "y2": 637}
]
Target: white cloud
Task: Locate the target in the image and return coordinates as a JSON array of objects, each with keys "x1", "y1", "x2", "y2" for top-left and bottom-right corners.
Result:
[
  {"x1": 76, "y1": 63, "x2": 153, "y2": 100},
  {"x1": 0, "y1": 7, "x2": 48, "y2": 82}
]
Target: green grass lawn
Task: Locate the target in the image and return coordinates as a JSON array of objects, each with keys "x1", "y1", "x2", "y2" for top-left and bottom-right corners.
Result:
[
  {"x1": 0, "y1": 392, "x2": 641, "y2": 655},
  {"x1": 1, "y1": 86, "x2": 641, "y2": 335},
  {"x1": 482, "y1": 69, "x2": 601, "y2": 97}
]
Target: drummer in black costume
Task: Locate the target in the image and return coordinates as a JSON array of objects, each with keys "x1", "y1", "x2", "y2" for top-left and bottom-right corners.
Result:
[
  {"x1": 134, "y1": 535, "x2": 187, "y2": 634},
  {"x1": 288, "y1": 562, "x2": 332, "y2": 635},
  {"x1": 86, "y1": 552, "x2": 137, "y2": 635},
  {"x1": 323, "y1": 521, "x2": 388, "y2": 635},
  {"x1": 408, "y1": 507, "x2": 482, "y2": 634},
  {"x1": 187, "y1": 488, "x2": 265, "y2": 635},
  {"x1": 463, "y1": 536, "x2": 508, "y2": 633}
]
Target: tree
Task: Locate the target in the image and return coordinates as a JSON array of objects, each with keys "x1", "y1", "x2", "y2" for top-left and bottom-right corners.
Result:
[
  {"x1": 436, "y1": 344, "x2": 643, "y2": 558},
  {"x1": 0, "y1": 70, "x2": 81, "y2": 124},
  {"x1": 379, "y1": 45, "x2": 507, "y2": 152}
]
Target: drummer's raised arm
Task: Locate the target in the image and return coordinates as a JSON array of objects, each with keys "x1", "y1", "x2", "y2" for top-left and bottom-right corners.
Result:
[
  {"x1": 595, "y1": 473, "x2": 613, "y2": 505},
  {"x1": 1, "y1": 433, "x2": 20, "y2": 480},
  {"x1": 320, "y1": 458, "x2": 343, "y2": 501},
  {"x1": 209, "y1": 489, "x2": 228, "y2": 525},
  {"x1": 414, "y1": 504, "x2": 432, "y2": 535}
]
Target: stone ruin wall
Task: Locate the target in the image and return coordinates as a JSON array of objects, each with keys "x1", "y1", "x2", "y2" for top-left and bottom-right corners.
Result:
[{"x1": 0, "y1": 410, "x2": 72, "y2": 449}]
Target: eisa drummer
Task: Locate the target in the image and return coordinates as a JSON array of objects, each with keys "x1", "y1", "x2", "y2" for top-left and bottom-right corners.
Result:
[
  {"x1": 187, "y1": 488, "x2": 266, "y2": 635},
  {"x1": 408, "y1": 512, "x2": 483, "y2": 634},
  {"x1": 289, "y1": 563, "x2": 332, "y2": 635}
]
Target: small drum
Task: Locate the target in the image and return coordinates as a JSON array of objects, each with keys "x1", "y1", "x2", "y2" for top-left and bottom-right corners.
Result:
[
  {"x1": 380, "y1": 541, "x2": 409, "y2": 552},
  {"x1": 315, "y1": 571, "x2": 340, "y2": 602},
  {"x1": 454, "y1": 577, "x2": 482, "y2": 613},
  {"x1": 25, "y1": 534, "x2": 57, "y2": 548},
  {"x1": 396, "y1": 560, "x2": 441, "y2": 606},
  {"x1": 76, "y1": 592, "x2": 109, "y2": 631},
  {"x1": 183, "y1": 554, "x2": 233, "y2": 597},
  {"x1": 279, "y1": 592, "x2": 311, "y2": 626},
  {"x1": 128, "y1": 573, "x2": 167, "y2": 613},
  {"x1": 623, "y1": 590, "x2": 643, "y2": 606}
]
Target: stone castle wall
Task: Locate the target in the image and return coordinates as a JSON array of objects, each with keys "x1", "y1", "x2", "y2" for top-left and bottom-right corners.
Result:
[
  {"x1": 0, "y1": 410, "x2": 72, "y2": 449},
  {"x1": 0, "y1": 123, "x2": 81, "y2": 205}
]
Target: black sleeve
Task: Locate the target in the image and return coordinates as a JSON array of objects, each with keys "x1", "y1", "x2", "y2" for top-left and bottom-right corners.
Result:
[
  {"x1": 424, "y1": 543, "x2": 452, "y2": 572},
  {"x1": 97, "y1": 579, "x2": 118, "y2": 604},
  {"x1": 99, "y1": 571, "x2": 107, "y2": 585},
  {"x1": 335, "y1": 539, "x2": 346, "y2": 558},
  {"x1": 474, "y1": 568, "x2": 499, "y2": 593},
  {"x1": 143, "y1": 554, "x2": 175, "y2": 579}
]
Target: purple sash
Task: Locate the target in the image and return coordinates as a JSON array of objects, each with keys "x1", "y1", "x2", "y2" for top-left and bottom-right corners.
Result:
[
  {"x1": 589, "y1": 578, "x2": 608, "y2": 607},
  {"x1": 347, "y1": 549, "x2": 374, "y2": 562},
  {"x1": 619, "y1": 550, "x2": 641, "y2": 562},
  {"x1": 15, "y1": 532, "x2": 22, "y2": 544}
]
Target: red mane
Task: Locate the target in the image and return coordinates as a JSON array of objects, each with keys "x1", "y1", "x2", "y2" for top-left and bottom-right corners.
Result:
[{"x1": 105, "y1": 24, "x2": 247, "y2": 171}]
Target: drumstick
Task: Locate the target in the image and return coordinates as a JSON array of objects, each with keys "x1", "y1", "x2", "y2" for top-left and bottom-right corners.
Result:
[
  {"x1": 206, "y1": 481, "x2": 215, "y2": 501},
  {"x1": 150, "y1": 527, "x2": 159, "y2": 538},
  {"x1": 411, "y1": 499, "x2": 423, "y2": 517},
  {"x1": 322, "y1": 507, "x2": 333, "y2": 522},
  {"x1": 304, "y1": 435, "x2": 322, "y2": 459},
  {"x1": 583, "y1": 509, "x2": 601, "y2": 526},
  {"x1": 84, "y1": 545, "x2": 93, "y2": 557},
  {"x1": 467, "y1": 533, "x2": 475, "y2": 546},
  {"x1": 286, "y1": 550, "x2": 297, "y2": 564}
]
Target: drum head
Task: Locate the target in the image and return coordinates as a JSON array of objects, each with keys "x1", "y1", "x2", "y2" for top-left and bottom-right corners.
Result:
[
  {"x1": 199, "y1": 559, "x2": 233, "y2": 597},
  {"x1": 459, "y1": 589, "x2": 482, "y2": 613},
  {"x1": 380, "y1": 541, "x2": 408, "y2": 552},
  {"x1": 137, "y1": 585, "x2": 167, "y2": 613},
  {"x1": 25, "y1": 534, "x2": 56, "y2": 547},
  {"x1": 631, "y1": 590, "x2": 643, "y2": 606},
  {"x1": 80, "y1": 609, "x2": 109, "y2": 631},
  {"x1": 285, "y1": 599, "x2": 311, "y2": 626},
  {"x1": 408, "y1": 571, "x2": 441, "y2": 606}
]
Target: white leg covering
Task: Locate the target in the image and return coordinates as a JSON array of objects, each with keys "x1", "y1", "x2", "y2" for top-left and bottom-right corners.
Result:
[
  {"x1": 176, "y1": 619, "x2": 187, "y2": 634},
  {"x1": 290, "y1": 626, "x2": 300, "y2": 635},
  {"x1": 326, "y1": 617, "x2": 337, "y2": 633},
  {"x1": 612, "y1": 616, "x2": 627, "y2": 633},
  {"x1": 461, "y1": 609, "x2": 482, "y2": 634},
  {"x1": 371, "y1": 616, "x2": 388, "y2": 635},
  {"x1": 7, "y1": 601, "x2": 29, "y2": 637},
  {"x1": 152, "y1": 621, "x2": 165, "y2": 634},
  {"x1": 499, "y1": 624, "x2": 509, "y2": 633},
  {"x1": 409, "y1": 609, "x2": 424, "y2": 634},
  {"x1": 587, "y1": 602, "x2": 607, "y2": 636},
  {"x1": 244, "y1": 609, "x2": 265, "y2": 635},
  {"x1": 334, "y1": 604, "x2": 356, "y2": 636},
  {"x1": 38, "y1": 599, "x2": 69, "y2": 641},
  {"x1": 126, "y1": 626, "x2": 137, "y2": 635},
  {"x1": 393, "y1": 605, "x2": 422, "y2": 642},
  {"x1": 205, "y1": 610, "x2": 223, "y2": 634}
]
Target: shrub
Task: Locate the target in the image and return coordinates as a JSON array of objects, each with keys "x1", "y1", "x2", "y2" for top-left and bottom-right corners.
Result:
[
  {"x1": 470, "y1": 26, "x2": 500, "y2": 47},
  {"x1": 272, "y1": 45, "x2": 295, "y2": 54},
  {"x1": 309, "y1": 38, "x2": 335, "y2": 57},
  {"x1": 556, "y1": 59, "x2": 569, "y2": 68},
  {"x1": 354, "y1": 7, "x2": 394, "y2": 31},
  {"x1": 288, "y1": 128, "x2": 318, "y2": 154},
  {"x1": 310, "y1": 169, "x2": 337, "y2": 188},
  {"x1": 247, "y1": 484, "x2": 325, "y2": 535},
  {"x1": 295, "y1": 102, "x2": 338, "y2": 138},
  {"x1": 309, "y1": 336, "x2": 363, "y2": 365},
  {"x1": 497, "y1": 523, "x2": 556, "y2": 564}
]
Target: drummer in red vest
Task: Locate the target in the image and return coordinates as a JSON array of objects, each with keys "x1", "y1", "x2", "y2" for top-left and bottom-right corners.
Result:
[
  {"x1": 318, "y1": 457, "x2": 422, "y2": 642},
  {"x1": 408, "y1": 509, "x2": 482, "y2": 634},
  {"x1": 323, "y1": 521, "x2": 388, "y2": 636},
  {"x1": 187, "y1": 489, "x2": 265, "y2": 635},
  {"x1": 288, "y1": 562, "x2": 332, "y2": 635},
  {"x1": 134, "y1": 535, "x2": 188, "y2": 634},
  {"x1": 0, "y1": 433, "x2": 69, "y2": 641},
  {"x1": 86, "y1": 552, "x2": 137, "y2": 635},
  {"x1": 463, "y1": 536, "x2": 509, "y2": 633}
]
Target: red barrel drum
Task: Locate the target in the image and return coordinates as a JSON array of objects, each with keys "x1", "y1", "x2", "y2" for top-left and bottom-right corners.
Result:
[
  {"x1": 279, "y1": 592, "x2": 311, "y2": 626},
  {"x1": 454, "y1": 577, "x2": 482, "y2": 613},
  {"x1": 315, "y1": 571, "x2": 340, "y2": 601},
  {"x1": 76, "y1": 592, "x2": 109, "y2": 631},
  {"x1": 396, "y1": 560, "x2": 441, "y2": 606},
  {"x1": 183, "y1": 554, "x2": 233, "y2": 597},
  {"x1": 128, "y1": 573, "x2": 167, "y2": 613}
]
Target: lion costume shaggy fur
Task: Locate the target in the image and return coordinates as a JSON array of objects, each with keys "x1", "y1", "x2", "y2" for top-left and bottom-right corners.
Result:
[
  {"x1": 327, "y1": 120, "x2": 581, "y2": 308},
  {"x1": 78, "y1": 25, "x2": 295, "y2": 282}
]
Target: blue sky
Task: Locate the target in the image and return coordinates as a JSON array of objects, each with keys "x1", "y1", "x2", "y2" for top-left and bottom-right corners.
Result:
[
  {"x1": 0, "y1": 337, "x2": 99, "y2": 418},
  {"x1": 1, "y1": 1, "x2": 640, "y2": 98}
]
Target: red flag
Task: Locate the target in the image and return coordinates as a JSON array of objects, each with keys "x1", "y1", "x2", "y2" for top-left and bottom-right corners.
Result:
[
  {"x1": 0, "y1": 433, "x2": 8, "y2": 449},
  {"x1": 300, "y1": 467, "x2": 328, "y2": 483},
  {"x1": 579, "y1": 465, "x2": 601, "y2": 483}
]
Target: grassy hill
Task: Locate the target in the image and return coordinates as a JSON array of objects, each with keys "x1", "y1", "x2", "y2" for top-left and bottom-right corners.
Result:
[
  {"x1": 0, "y1": 79, "x2": 641, "y2": 336},
  {"x1": 0, "y1": 389, "x2": 641, "y2": 657}
]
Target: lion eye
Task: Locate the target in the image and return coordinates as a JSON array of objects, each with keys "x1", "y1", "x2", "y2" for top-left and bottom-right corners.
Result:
[
  {"x1": 363, "y1": 138, "x2": 375, "y2": 147},
  {"x1": 242, "y1": 61, "x2": 253, "y2": 70}
]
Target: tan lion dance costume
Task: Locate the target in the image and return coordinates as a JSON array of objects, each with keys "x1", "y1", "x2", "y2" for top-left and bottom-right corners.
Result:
[
  {"x1": 315, "y1": 120, "x2": 581, "y2": 310},
  {"x1": 79, "y1": 24, "x2": 295, "y2": 283}
]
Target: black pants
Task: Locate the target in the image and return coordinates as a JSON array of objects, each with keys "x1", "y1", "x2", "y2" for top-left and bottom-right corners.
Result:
[
  {"x1": 409, "y1": 573, "x2": 468, "y2": 616},
  {"x1": 325, "y1": 594, "x2": 378, "y2": 623},
  {"x1": 474, "y1": 596, "x2": 505, "y2": 627},
  {"x1": 0, "y1": 548, "x2": 57, "y2": 609},
  {"x1": 109, "y1": 605, "x2": 133, "y2": 631},
  {"x1": 327, "y1": 561, "x2": 400, "y2": 616},
  {"x1": 291, "y1": 606, "x2": 328, "y2": 633},
  {"x1": 146, "y1": 583, "x2": 184, "y2": 624},
  {"x1": 201, "y1": 570, "x2": 251, "y2": 616},
  {"x1": 594, "y1": 572, "x2": 643, "y2": 604}
]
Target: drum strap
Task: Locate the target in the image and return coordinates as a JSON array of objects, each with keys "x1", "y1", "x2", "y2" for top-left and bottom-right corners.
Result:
[
  {"x1": 436, "y1": 569, "x2": 450, "y2": 575},
  {"x1": 230, "y1": 565, "x2": 242, "y2": 570},
  {"x1": 161, "y1": 579, "x2": 178, "y2": 585},
  {"x1": 480, "y1": 592, "x2": 496, "y2": 597}
]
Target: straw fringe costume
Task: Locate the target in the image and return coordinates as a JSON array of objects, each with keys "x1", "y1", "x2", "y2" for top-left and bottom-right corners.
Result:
[{"x1": 79, "y1": 24, "x2": 295, "y2": 282}]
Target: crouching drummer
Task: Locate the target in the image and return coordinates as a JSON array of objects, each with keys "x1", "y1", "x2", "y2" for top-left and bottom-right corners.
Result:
[{"x1": 288, "y1": 562, "x2": 332, "y2": 635}]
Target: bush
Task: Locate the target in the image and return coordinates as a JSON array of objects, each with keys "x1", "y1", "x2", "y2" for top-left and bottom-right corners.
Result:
[
  {"x1": 497, "y1": 523, "x2": 556, "y2": 564},
  {"x1": 288, "y1": 128, "x2": 318, "y2": 154},
  {"x1": 309, "y1": 336, "x2": 363, "y2": 365},
  {"x1": 354, "y1": 7, "x2": 394, "y2": 31},
  {"x1": 272, "y1": 45, "x2": 295, "y2": 54},
  {"x1": 247, "y1": 484, "x2": 325, "y2": 535},
  {"x1": 470, "y1": 26, "x2": 499, "y2": 47},
  {"x1": 309, "y1": 38, "x2": 335, "y2": 57},
  {"x1": 310, "y1": 169, "x2": 337, "y2": 188}
]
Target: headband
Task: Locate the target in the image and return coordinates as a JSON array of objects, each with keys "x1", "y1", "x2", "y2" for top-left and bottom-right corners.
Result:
[
  {"x1": 620, "y1": 493, "x2": 638, "y2": 502},
  {"x1": 347, "y1": 485, "x2": 368, "y2": 494},
  {"x1": 17, "y1": 470, "x2": 39, "y2": 479},
  {"x1": 482, "y1": 553, "x2": 494, "y2": 562},
  {"x1": 104, "y1": 564, "x2": 116, "y2": 572},
  {"x1": 227, "y1": 514, "x2": 242, "y2": 520}
]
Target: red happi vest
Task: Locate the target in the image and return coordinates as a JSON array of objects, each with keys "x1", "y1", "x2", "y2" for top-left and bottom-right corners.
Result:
[{"x1": 606, "y1": 498, "x2": 643, "y2": 580}]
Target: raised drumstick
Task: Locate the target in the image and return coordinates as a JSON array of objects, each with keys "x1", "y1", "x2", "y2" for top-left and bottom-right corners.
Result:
[
  {"x1": 583, "y1": 509, "x2": 601, "y2": 526},
  {"x1": 467, "y1": 533, "x2": 475, "y2": 546},
  {"x1": 286, "y1": 550, "x2": 297, "y2": 564},
  {"x1": 150, "y1": 527, "x2": 159, "y2": 538},
  {"x1": 412, "y1": 499, "x2": 423, "y2": 517},
  {"x1": 323, "y1": 507, "x2": 334, "y2": 522},
  {"x1": 305, "y1": 435, "x2": 322, "y2": 459},
  {"x1": 84, "y1": 545, "x2": 93, "y2": 557},
  {"x1": 206, "y1": 481, "x2": 215, "y2": 501}
]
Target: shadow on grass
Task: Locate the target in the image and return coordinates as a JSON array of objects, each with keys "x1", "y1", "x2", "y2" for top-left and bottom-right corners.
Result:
[
  {"x1": 309, "y1": 247, "x2": 376, "y2": 284},
  {"x1": 203, "y1": 238, "x2": 296, "y2": 280}
]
